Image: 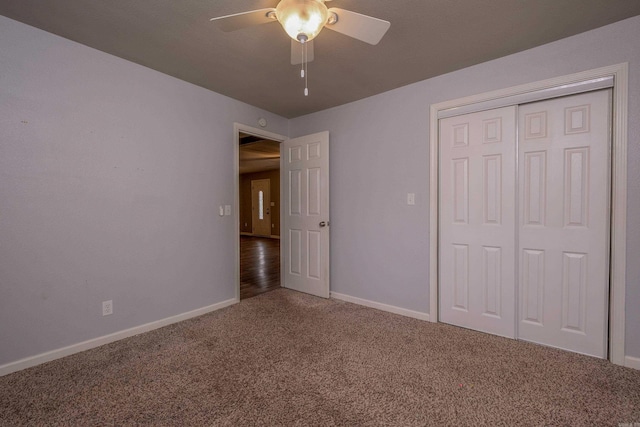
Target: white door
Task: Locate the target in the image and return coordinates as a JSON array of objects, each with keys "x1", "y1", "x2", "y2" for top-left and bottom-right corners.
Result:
[
  {"x1": 439, "y1": 106, "x2": 517, "y2": 338},
  {"x1": 282, "y1": 131, "x2": 330, "y2": 298},
  {"x1": 251, "y1": 179, "x2": 271, "y2": 236},
  {"x1": 518, "y1": 90, "x2": 611, "y2": 358}
]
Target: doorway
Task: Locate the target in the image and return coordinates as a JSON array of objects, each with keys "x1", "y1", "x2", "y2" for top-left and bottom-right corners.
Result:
[
  {"x1": 234, "y1": 124, "x2": 332, "y2": 302},
  {"x1": 238, "y1": 130, "x2": 283, "y2": 300}
]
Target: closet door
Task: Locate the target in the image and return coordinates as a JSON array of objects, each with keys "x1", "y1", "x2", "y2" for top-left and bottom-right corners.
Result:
[
  {"x1": 439, "y1": 106, "x2": 517, "y2": 338},
  {"x1": 518, "y1": 90, "x2": 611, "y2": 358}
]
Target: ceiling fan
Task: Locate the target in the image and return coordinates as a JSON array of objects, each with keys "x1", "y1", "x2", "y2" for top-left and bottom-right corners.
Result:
[{"x1": 210, "y1": 0, "x2": 391, "y2": 94}]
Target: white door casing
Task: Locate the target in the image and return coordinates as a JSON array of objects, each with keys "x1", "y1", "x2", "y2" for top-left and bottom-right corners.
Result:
[
  {"x1": 439, "y1": 106, "x2": 517, "y2": 338},
  {"x1": 283, "y1": 131, "x2": 330, "y2": 298},
  {"x1": 251, "y1": 179, "x2": 271, "y2": 236},
  {"x1": 517, "y1": 90, "x2": 611, "y2": 358}
]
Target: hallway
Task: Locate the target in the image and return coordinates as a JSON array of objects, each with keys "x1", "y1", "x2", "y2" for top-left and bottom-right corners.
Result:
[{"x1": 240, "y1": 236, "x2": 280, "y2": 300}]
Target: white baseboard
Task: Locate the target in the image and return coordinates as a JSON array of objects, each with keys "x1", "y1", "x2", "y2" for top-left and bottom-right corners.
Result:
[
  {"x1": 330, "y1": 292, "x2": 430, "y2": 321},
  {"x1": 624, "y1": 355, "x2": 640, "y2": 370},
  {"x1": 0, "y1": 297, "x2": 238, "y2": 377}
]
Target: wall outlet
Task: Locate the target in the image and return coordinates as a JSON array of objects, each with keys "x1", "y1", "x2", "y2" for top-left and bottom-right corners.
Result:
[{"x1": 102, "y1": 300, "x2": 113, "y2": 316}]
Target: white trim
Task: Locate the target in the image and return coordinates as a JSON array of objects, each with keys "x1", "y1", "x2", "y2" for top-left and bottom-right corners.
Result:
[
  {"x1": 331, "y1": 292, "x2": 430, "y2": 321},
  {"x1": 234, "y1": 123, "x2": 287, "y2": 302},
  {"x1": 624, "y1": 356, "x2": 640, "y2": 371},
  {"x1": 429, "y1": 63, "x2": 628, "y2": 366},
  {"x1": 608, "y1": 64, "x2": 628, "y2": 366},
  {"x1": 0, "y1": 297, "x2": 238, "y2": 377},
  {"x1": 429, "y1": 105, "x2": 439, "y2": 323},
  {"x1": 437, "y1": 76, "x2": 614, "y2": 119}
]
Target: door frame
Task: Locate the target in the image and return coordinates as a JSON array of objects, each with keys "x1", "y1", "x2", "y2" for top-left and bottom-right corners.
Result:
[
  {"x1": 234, "y1": 123, "x2": 286, "y2": 302},
  {"x1": 428, "y1": 63, "x2": 629, "y2": 366}
]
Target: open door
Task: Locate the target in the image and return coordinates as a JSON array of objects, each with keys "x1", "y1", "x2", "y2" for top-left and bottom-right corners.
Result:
[{"x1": 282, "y1": 131, "x2": 330, "y2": 298}]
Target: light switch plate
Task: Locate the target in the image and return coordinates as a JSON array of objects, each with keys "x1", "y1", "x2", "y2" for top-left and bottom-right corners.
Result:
[
  {"x1": 224, "y1": 205, "x2": 231, "y2": 216},
  {"x1": 407, "y1": 193, "x2": 415, "y2": 205}
]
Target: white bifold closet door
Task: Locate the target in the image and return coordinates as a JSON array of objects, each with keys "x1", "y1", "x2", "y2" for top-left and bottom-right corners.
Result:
[{"x1": 439, "y1": 90, "x2": 611, "y2": 358}]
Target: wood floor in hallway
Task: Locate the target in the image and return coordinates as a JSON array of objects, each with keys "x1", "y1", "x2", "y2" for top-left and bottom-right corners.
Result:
[{"x1": 240, "y1": 236, "x2": 280, "y2": 300}]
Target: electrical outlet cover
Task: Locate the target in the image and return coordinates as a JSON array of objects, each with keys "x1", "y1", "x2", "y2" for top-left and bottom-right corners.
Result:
[{"x1": 102, "y1": 300, "x2": 113, "y2": 316}]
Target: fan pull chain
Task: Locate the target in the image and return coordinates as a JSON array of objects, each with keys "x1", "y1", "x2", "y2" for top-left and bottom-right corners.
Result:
[
  {"x1": 304, "y1": 41, "x2": 309, "y2": 96},
  {"x1": 297, "y1": 39, "x2": 309, "y2": 96}
]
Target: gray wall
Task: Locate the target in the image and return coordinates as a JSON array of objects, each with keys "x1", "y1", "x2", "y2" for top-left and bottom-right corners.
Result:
[
  {"x1": 0, "y1": 16, "x2": 287, "y2": 365},
  {"x1": 289, "y1": 15, "x2": 640, "y2": 358}
]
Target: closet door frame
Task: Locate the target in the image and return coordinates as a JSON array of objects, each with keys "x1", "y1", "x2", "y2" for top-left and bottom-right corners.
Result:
[{"x1": 429, "y1": 63, "x2": 629, "y2": 366}]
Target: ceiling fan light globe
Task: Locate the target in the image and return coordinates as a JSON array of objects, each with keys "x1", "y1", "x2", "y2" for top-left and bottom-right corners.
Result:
[{"x1": 275, "y1": 0, "x2": 329, "y2": 42}]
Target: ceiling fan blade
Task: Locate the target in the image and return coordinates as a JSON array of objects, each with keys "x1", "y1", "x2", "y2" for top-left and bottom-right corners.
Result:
[
  {"x1": 291, "y1": 39, "x2": 315, "y2": 65},
  {"x1": 210, "y1": 8, "x2": 276, "y2": 32},
  {"x1": 325, "y1": 8, "x2": 390, "y2": 45}
]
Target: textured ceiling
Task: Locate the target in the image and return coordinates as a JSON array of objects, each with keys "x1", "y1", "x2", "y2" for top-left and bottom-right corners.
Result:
[
  {"x1": 240, "y1": 135, "x2": 281, "y2": 174},
  {"x1": 2, "y1": 1, "x2": 640, "y2": 118}
]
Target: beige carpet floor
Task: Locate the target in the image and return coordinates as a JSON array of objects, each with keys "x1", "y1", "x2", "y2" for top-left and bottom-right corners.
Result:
[{"x1": 1, "y1": 288, "x2": 639, "y2": 426}]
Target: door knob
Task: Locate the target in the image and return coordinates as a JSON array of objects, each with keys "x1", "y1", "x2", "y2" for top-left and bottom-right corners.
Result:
[{"x1": 319, "y1": 221, "x2": 329, "y2": 227}]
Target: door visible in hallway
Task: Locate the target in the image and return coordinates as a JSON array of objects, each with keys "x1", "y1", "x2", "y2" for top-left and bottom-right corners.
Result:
[{"x1": 251, "y1": 179, "x2": 271, "y2": 237}]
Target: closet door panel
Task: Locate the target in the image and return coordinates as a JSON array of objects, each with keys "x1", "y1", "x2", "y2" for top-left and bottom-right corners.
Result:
[
  {"x1": 517, "y1": 90, "x2": 611, "y2": 358},
  {"x1": 439, "y1": 106, "x2": 517, "y2": 338}
]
